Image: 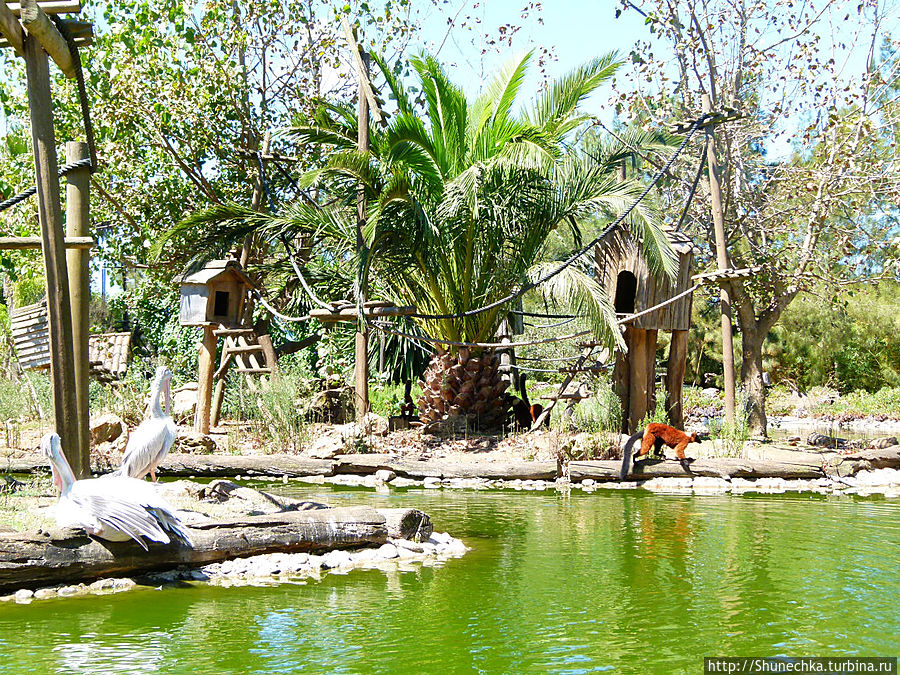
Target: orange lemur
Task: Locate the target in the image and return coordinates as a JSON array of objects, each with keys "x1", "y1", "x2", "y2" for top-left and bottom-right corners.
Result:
[{"x1": 619, "y1": 423, "x2": 701, "y2": 480}]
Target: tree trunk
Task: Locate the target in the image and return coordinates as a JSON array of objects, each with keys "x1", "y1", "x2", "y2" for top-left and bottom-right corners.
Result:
[
  {"x1": 417, "y1": 347, "x2": 511, "y2": 430},
  {"x1": 740, "y1": 323, "x2": 768, "y2": 437}
]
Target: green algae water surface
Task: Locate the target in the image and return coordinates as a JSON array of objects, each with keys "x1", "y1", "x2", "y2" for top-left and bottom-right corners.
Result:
[{"x1": 1, "y1": 486, "x2": 898, "y2": 674}]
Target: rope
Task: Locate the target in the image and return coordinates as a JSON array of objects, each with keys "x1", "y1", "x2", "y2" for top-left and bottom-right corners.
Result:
[
  {"x1": 675, "y1": 145, "x2": 707, "y2": 231},
  {"x1": 0, "y1": 21, "x2": 97, "y2": 214},
  {"x1": 402, "y1": 113, "x2": 712, "y2": 322},
  {"x1": 52, "y1": 16, "x2": 97, "y2": 173},
  {"x1": 511, "y1": 309, "x2": 577, "y2": 319},
  {"x1": 368, "y1": 320, "x2": 591, "y2": 349},
  {"x1": 370, "y1": 279, "x2": 701, "y2": 350},
  {"x1": 251, "y1": 289, "x2": 311, "y2": 322},
  {"x1": 524, "y1": 317, "x2": 576, "y2": 329},
  {"x1": 280, "y1": 236, "x2": 333, "y2": 311},
  {"x1": 0, "y1": 158, "x2": 93, "y2": 213},
  {"x1": 614, "y1": 283, "x2": 698, "y2": 325}
]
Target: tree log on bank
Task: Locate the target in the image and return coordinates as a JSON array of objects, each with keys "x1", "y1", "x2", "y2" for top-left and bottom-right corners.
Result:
[
  {"x1": 377, "y1": 508, "x2": 433, "y2": 541},
  {"x1": 0, "y1": 506, "x2": 386, "y2": 593},
  {"x1": 571, "y1": 457, "x2": 828, "y2": 482},
  {"x1": 7, "y1": 453, "x2": 337, "y2": 477}
]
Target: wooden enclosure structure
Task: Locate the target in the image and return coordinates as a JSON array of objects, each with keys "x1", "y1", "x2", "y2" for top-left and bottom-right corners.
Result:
[
  {"x1": 177, "y1": 259, "x2": 278, "y2": 433},
  {"x1": 0, "y1": 1, "x2": 95, "y2": 477},
  {"x1": 594, "y1": 226, "x2": 695, "y2": 432}
]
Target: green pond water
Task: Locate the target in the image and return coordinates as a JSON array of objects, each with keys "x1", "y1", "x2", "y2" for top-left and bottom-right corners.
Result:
[{"x1": 1, "y1": 485, "x2": 898, "y2": 674}]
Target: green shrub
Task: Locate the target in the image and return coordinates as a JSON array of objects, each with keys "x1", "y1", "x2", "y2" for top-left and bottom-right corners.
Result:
[
  {"x1": 708, "y1": 387, "x2": 751, "y2": 457},
  {"x1": 252, "y1": 370, "x2": 311, "y2": 453},
  {"x1": 553, "y1": 378, "x2": 622, "y2": 434}
]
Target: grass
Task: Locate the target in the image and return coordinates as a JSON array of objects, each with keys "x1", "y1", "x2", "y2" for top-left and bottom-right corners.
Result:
[
  {"x1": 0, "y1": 474, "x2": 55, "y2": 532},
  {"x1": 708, "y1": 387, "x2": 751, "y2": 457}
]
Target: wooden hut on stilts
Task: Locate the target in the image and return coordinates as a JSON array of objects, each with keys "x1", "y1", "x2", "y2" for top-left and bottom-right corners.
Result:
[{"x1": 594, "y1": 226, "x2": 696, "y2": 433}]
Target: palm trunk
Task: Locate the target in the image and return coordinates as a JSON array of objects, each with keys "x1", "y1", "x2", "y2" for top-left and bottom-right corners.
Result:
[{"x1": 417, "y1": 347, "x2": 511, "y2": 430}]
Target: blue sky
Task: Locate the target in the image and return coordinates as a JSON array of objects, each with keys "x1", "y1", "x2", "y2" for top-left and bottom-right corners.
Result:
[{"x1": 409, "y1": 0, "x2": 652, "y2": 119}]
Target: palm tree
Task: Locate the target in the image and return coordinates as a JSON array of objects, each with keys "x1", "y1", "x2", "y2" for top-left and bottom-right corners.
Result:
[{"x1": 158, "y1": 51, "x2": 676, "y2": 429}]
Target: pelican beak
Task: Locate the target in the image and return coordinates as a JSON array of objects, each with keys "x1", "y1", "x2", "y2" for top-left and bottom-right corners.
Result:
[{"x1": 165, "y1": 377, "x2": 172, "y2": 416}]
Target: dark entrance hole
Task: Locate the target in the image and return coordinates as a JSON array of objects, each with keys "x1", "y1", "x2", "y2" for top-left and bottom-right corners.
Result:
[
  {"x1": 213, "y1": 290, "x2": 230, "y2": 317},
  {"x1": 614, "y1": 271, "x2": 637, "y2": 314}
]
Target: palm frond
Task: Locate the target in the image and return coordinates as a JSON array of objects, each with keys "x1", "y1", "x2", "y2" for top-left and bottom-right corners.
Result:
[
  {"x1": 528, "y1": 52, "x2": 620, "y2": 133},
  {"x1": 527, "y1": 261, "x2": 625, "y2": 351}
]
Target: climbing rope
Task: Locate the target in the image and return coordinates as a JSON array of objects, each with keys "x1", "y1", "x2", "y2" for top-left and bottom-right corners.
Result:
[
  {"x1": 251, "y1": 289, "x2": 311, "y2": 323},
  {"x1": 1, "y1": 19, "x2": 96, "y2": 214}
]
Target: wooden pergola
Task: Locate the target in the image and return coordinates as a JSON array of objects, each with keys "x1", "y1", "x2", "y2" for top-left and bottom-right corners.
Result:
[{"x1": 0, "y1": 0, "x2": 94, "y2": 476}]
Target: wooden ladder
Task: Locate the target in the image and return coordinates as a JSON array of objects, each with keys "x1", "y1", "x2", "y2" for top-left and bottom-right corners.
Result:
[{"x1": 210, "y1": 327, "x2": 278, "y2": 426}]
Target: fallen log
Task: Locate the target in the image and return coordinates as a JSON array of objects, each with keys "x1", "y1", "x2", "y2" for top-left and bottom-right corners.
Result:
[
  {"x1": 0, "y1": 506, "x2": 386, "y2": 593},
  {"x1": 376, "y1": 508, "x2": 432, "y2": 541},
  {"x1": 835, "y1": 445, "x2": 900, "y2": 469},
  {"x1": 5, "y1": 453, "x2": 337, "y2": 477},
  {"x1": 334, "y1": 454, "x2": 558, "y2": 480},
  {"x1": 570, "y1": 456, "x2": 827, "y2": 482}
]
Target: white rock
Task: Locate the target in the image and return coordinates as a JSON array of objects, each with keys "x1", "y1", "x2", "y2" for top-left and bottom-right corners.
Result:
[
  {"x1": 33, "y1": 588, "x2": 57, "y2": 600},
  {"x1": 89, "y1": 578, "x2": 136, "y2": 593},
  {"x1": 57, "y1": 585, "x2": 82, "y2": 597},
  {"x1": 14, "y1": 589, "x2": 33, "y2": 603},
  {"x1": 377, "y1": 543, "x2": 399, "y2": 559},
  {"x1": 855, "y1": 468, "x2": 900, "y2": 487},
  {"x1": 581, "y1": 479, "x2": 596, "y2": 487},
  {"x1": 692, "y1": 477, "x2": 731, "y2": 492},
  {"x1": 351, "y1": 548, "x2": 380, "y2": 565},
  {"x1": 429, "y1": 531, "x2": 452, "y2": 545},
  {"x1": 321, "y1": 550, "x2": 353, "y2": 569},
  {"x1": 393, "y1": 539, "x2": 424, "y2": 552},
  {"x1": 396, "y1": 547, "x2": 420, "y2": 560},
  {"x1": 445, "y1": 539, "x2": 468, "y2": 555},
  {"x1": 640, "y1": 477, "x2": 693, "y2": 492},
  {"x1": 374, "y1": 469, "x2": 396, "y2": 483}
]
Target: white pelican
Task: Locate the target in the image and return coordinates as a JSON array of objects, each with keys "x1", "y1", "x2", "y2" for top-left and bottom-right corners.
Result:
[
  {"x1": 118, "y1": 366, "x2": 177, "y2": 482},
  {"x1": 43, "y1": 433, "x2": 192, "y2": 550}
]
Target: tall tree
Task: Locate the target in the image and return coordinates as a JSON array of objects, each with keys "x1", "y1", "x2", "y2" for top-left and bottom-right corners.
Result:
[{"x1": 616, "y1": 0, "x2": 900, "y2": 435}]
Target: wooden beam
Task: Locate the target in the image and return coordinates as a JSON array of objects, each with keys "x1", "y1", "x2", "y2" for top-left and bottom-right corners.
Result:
[
  {"x1": 19, "y1": 0, "x2": 76, "y2": 78},
  {"x1": 24, "y1": 34, "x2": 81, "y2": 476},
  {"x1": 65, "y1": 141, "x2": 91, "y2": 480},
  {"x1": 666, "y1": 329, "x2": 689, "y2": 429},
  {"x1": 6, "y1": 0, "x2": 82, "y2": 16},
  {"x1": 0, "y1": 0, "x2": 25, "y2": 56},
  {"x1": 339, "y1": 16, "x2": 386, "y2": 127},
  {"x1": 703, "y1": 93, "x2": 736, "y2": 422},
  {"x1": 195, "y1": 325, "x2": 217, "y2": 434},
  {"x1": 0, "y1": 236, "x2": 94, "y2": 250}
]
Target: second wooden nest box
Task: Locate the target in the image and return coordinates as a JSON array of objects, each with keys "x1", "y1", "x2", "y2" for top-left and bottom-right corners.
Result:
[
  {"x1": 594, "y1": 226, "x2": 695, "y2": 330},
  {"x1": 178, "y1": 259, "x2": 254, "y2": 326},
  {"x1": 594, "y1": 226, "x2": 697, "y2": 433}
]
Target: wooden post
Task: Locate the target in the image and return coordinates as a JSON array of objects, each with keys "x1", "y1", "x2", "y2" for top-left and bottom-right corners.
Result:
[
  {"x1": 210, "y1": 376, "x2": 227, "y2": 427},
  {"x1": 666, "y1": 329, "x2": 689, "y2": 428},
  {"x1": 645, "y1": 328, "x2": 658, "y2": 417},
  {"x1": 195, "y1": 325, "x2": 217, "y2": 433},
  {"x1": 65, "y1": 141, "x2": 90, "y2": 475},
  {"x1": 702, "y1": 93, "x2": 736, "y2": 422},
  {"x1": 627, "y1": 328, "x2": 649, "y2": 432},
  {"x1": 24, "y1": 35, "x2": 81, "y2": 476},
  {"x1": 353, "y1": 50, "x2": 371, "y2": 421}
]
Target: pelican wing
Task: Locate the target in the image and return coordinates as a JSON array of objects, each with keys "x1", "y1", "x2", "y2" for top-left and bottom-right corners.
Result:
[
  {"x1": 120, "y1": 418, "x2": 175, "y2": 479},
  {"x1": 74, "y1": 493, "x2": 171, "y2": 550}
]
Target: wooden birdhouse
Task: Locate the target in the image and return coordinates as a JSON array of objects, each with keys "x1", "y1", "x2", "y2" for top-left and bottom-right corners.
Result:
[
  {"x1": 594, "y1": 227, "x2": 695, "y2": 331},
  {"x1": 594, "y1": 226, "x2": 696, "y2": 432},
  {"x1": 178, "y1": 259, "x2": 254, "y2": 327}
]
